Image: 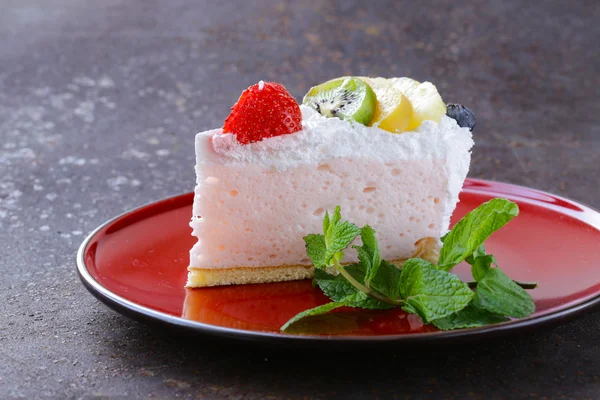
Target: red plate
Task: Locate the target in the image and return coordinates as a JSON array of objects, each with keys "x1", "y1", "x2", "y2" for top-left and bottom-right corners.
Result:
[{"x1": 77, "y1": 179, "x2": 600, "y2": 345}]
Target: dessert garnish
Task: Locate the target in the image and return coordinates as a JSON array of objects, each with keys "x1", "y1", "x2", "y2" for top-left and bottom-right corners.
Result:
[
  {"x1": 302, "y1": 77, "x2": 376, "y2": 125},
  {"x1": 223, "y1": 81, "x2": 302, "y2": 144},
  {"x1": 303, "y1": 76, "x2": 462, "y2": 135},
  {"x1": 223, "y1": 77, "x2": 476, "y2": 144},
  {"x1": 367, "y1": 81, "x2": 413, "y2": 133},
  {"x1": 282, "y1": 198, "x2": 537, "y2": 332},
  {"x1": 446, "y1": 103, "x2": 476, "y2": 131}
]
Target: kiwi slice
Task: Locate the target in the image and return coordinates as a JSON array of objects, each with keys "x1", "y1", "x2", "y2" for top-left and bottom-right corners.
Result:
[{"x1": 302, "y1": 77, "x2": 376, "y2": 125}]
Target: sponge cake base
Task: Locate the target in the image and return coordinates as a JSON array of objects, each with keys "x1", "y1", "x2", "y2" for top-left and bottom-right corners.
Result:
[{"x1": 186, "y1": 264, "x2": 314, "y2": 287}]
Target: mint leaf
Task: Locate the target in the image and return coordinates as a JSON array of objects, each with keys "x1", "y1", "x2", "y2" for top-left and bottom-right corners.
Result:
[
  {"x1": 314, "y1": 268, "x2": 357, "y2": 301},
  {"x1": 281, "y1": 290, "x2": 385, "y2": 331},
  {"x1": 327, "y1": 221, "x2": 361, "y2": 260},
  {"x1": 399, "y1": 258, "x2": 473, "y2": 323},
  {"x1": 314, "y1": 267, "x2": 393, "y2": 310},
  {"x1": 279, "y1": 313, "x2": 359, "y2": 335},
  {"x1": 303, "y1": 206, "x2": 360, "y2": 269},
  {"x1": 471, "y1": 255, "x2": 495, "y2": 282},
  {"x1": 368, "y1": 260, "x2": 402, "y2": 300},
  {"x1": 304, "y1": 234, "x2": 327, "y2": 268},
  {"x1": 323, "y1": 210, "x2": 331, "y2": 237},
  {"x1": 281, "y1": 300, "x2": 350, "y2": 331},
  {"x1": 354, "y1": 225, "x2": 381, "y2": 283},
  {"x1": 398, "y1": 259, "x2": 433, "y2": 300},
  {"x1": 432, "y1": 304, "x2": 509, "y2": 330},
  {"x1": 473, "y1": 268, "x2": 535, "y2": 318},
  {"x1": 466, "y1": 243, "x2": 487, "y2": 262},
  {"x1": 465, "y1": 245, "x2": 496, "y2": 282},
  {"x1": 438, "y1": 199, "x2": 518, "y2": 271},
  {"x1": 329, "y1": 205, "x2": 342, "y2": 228}
]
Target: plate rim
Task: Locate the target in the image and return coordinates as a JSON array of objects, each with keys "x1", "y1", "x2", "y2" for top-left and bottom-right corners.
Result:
[{"x1": 76, "y1": 179, "x2": 600, "y2": 344}]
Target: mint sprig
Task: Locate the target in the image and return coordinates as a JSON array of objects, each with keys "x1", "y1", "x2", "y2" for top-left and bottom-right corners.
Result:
[{"x1": 281, "y1": 199, "x2": 537, "y2": 332}]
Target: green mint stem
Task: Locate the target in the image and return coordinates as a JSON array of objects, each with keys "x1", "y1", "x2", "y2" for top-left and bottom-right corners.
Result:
[
  {"x1": 467, "y1": 280, "x2": 538, "y2": 290},
  {"x1": 332, "y1": 260, "x2": 403, "y2": 306}
]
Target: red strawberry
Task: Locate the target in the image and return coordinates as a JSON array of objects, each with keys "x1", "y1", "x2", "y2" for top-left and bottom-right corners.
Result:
[{"x1": 223, "y1": 81, "x2": 302, "y2": 144}]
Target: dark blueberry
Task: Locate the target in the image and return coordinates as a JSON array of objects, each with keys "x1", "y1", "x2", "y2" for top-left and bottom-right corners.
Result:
[{"x1": 446, "y1": 103, "x2": 476, "y2": 131}]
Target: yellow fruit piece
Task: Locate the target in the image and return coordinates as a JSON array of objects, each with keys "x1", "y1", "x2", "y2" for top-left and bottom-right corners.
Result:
[
  {"x1": 403, "y1": 82, "x2": 446, "y2": 130},
  {"x1": 369, "y1": 86, "x2": 413, "y2": 134}
]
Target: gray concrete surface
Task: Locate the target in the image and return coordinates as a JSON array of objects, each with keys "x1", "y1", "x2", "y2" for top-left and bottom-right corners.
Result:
[{"x1": 1, "y1": 1, "x2": 599, "y2": 398}]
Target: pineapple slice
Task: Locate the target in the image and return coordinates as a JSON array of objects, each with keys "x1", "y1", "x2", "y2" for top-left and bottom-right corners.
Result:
[
  {"x1": 360, "y1": 77, "x2": 446, "y2": 132},
  {"x1": 403, "y1": 82, "x2": 446, "y2": 130}
]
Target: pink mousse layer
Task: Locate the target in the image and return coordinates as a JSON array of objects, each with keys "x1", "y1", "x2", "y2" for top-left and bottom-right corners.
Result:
[{"x1": 190, "y1": 158, "x2": 447, "y2": 269}]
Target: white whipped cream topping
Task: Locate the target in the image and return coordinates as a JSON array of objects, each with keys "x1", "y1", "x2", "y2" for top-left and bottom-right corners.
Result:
[{"x1": 198, "y1": 106, "x2": 472, "y2": 170}]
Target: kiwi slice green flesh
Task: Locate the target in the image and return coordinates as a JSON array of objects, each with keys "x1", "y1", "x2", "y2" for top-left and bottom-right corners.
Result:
[{"x1": 302, "y1": 77, "x2": 376, "y2": 125}]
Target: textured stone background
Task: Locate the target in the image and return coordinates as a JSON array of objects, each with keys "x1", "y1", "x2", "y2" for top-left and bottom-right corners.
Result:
[{"x1": 1, "y1": 1, "x2": 598, "y2": 399}]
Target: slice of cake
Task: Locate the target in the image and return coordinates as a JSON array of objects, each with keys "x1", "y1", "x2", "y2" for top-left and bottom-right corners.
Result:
[{"x1": 188, "y1": 77, "x2": 474, "y2": 287}]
